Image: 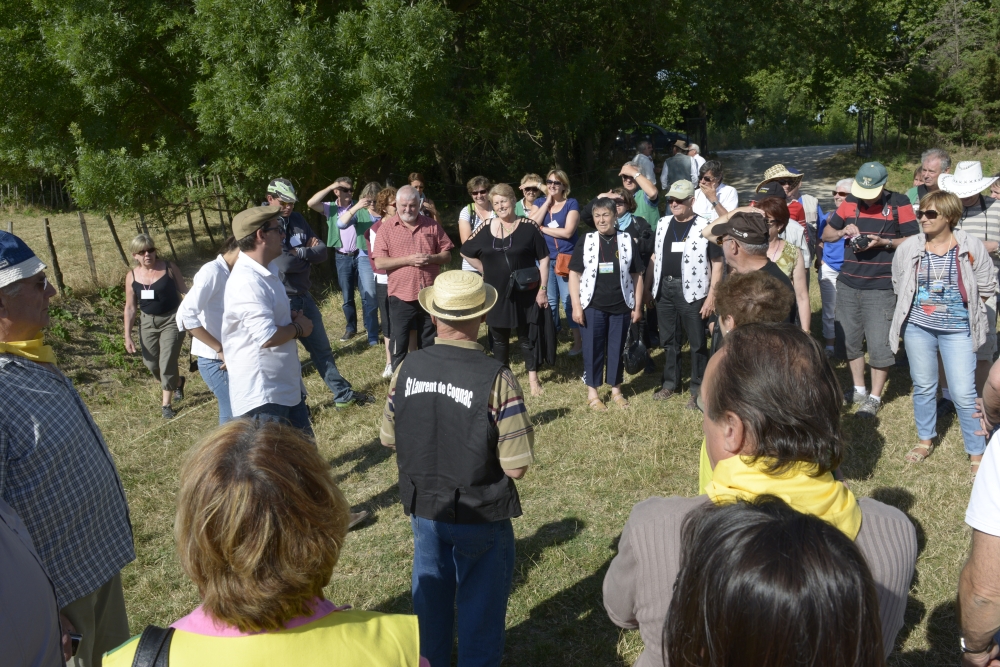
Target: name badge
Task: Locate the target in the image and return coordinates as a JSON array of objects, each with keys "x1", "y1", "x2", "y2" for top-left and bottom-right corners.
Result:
[
  {"x1": 930, "y1": 280, "x2": 944, "y2": 294},
  {"x1": 671, "y1": 241, "x2": 685, "y2": 253},
  {"x1": 598, "y1": 261, "x2": 614, "y2": 274},
  {"x1": 140, "y1": 289, "x2": 155, "y2": 300},
  {"x1": 547, "y1": 221, "x2": 560, "y2": 228}
]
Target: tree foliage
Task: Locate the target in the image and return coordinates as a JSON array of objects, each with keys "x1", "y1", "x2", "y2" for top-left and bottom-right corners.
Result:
[{"x1": 0, "y1": 0, "x2": 992, "y2": 213}]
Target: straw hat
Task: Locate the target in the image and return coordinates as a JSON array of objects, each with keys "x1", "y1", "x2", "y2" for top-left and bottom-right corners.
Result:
[
  {"x1": 938, "y1": 161, "x2": 999, "y2": 199},
  {"x1": 418, "y1": 270, "x2": 497, "y2": 321},
  {"x1": 755, "y1": 164, "x2": 803, "y2": 193}
]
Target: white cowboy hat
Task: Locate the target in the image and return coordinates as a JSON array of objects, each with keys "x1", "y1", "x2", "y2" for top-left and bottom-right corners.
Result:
[
  {"x1": 418, "y1": 270, "x2": 497, "y2": 321},
  {"x1": 938, "y1": 161, "x2": 999, "y2": 199}
]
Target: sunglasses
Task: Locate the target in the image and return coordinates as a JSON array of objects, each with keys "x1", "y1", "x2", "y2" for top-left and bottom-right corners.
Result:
[
  {"x1": 138, "y1": 248, "x2": 156, "y2": 255},
  {"x1": 700, "y1": 175, "x2": 717, "y2": 182},
  {"x1": 545, "y1": 180, "x2": 563, "y2": 186},
  {"x1": 522, "y1": 187, "x2": 540, "y2": 193},
  {"x1": 833, "y1": 191, "x2": 850, "y2": 197},
  {"x1": 918, "y1": 210, "x2": 940, "y2": 220},
  {"x1": 776, "y1": 179, "x2": 797, "y2": 186},
  {"x1": 333, "y1": 187, "x2": 351, "y2": 193},
  {"x1": 668, "y1": 197, "x2": 690, "y2": 204},
  {"x1": 471, "y1": 189, "x2": 489, "y2": 196}
]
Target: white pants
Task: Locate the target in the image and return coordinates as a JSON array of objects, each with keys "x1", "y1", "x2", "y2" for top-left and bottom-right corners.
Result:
[{"x1": 819, "y1": 262, "x2": 839, "y2": 341}]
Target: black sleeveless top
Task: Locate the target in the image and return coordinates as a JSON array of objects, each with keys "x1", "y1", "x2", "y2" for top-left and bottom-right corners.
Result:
[
  {"x1": 394, "y1": 344, "x2": 522, "y2": 523},
  {"x1": 132, "y1": 270, "x2": 180, "y2": 316}
]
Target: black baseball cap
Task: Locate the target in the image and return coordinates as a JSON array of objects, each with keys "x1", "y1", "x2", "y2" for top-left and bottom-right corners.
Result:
[
  {"x1": 753, "y1": 182, "x2": 785, "y2": 202},
  {"x1": 702, "y1": 211, "x2": 769, "y2": 246}
]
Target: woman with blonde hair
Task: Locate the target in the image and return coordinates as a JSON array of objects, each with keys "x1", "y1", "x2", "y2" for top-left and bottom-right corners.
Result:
[
  {"x1": 458, "y1": 175, "x2": 495, "y2": 273},
  {"x1": 103, "y1": 420, "x2": 426, "y2": 666},
  {"x1": 530, "y1": 169, "x2": 582, "y2": 353},
  {"x1": 337, "y1": 180, "x2": 382, "y2": 346},
  {"x1": 890, "y1": 190, "x2": 997, "y2": 474},
  {"x1": 123, "y1": 233, "x2": 187, "y2": 419}
]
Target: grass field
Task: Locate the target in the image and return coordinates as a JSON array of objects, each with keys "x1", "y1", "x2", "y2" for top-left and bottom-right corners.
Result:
[{"x1": 4, "y1": 150, "x2": 993, "y2": 665}]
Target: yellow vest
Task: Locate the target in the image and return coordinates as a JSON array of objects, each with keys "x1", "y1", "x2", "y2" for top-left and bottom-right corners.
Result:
[{"x1": 103, "y1": 610, "x2": 420, "y2": 667}]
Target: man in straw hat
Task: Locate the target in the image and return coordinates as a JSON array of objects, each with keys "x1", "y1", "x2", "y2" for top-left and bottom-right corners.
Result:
[
  {"x1": 659, "y1": 138, "x2": 693, "y2": 193},
  {"x1": 380, "y1": 269, "x2": 534, "y2": 667},
  {"x1": 822, "y1": 162, "x2": 918, "y2": 418},
  {"x1": 938, "y1": 161, "x2": 1000, "y2": 396},
  {"x1": 0, "y1": 232, "x2": 135, "y2": 667},
  {"x1": 756, "y1": 163, "x2": 822, "y2": 244}
]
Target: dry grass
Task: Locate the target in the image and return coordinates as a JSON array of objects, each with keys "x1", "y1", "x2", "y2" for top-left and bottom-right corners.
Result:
[{"x1": 6, "y1": 184, "x2": 980, "y2": 664}]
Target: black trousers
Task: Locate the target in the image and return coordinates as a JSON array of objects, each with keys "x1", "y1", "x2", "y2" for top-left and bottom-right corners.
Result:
[
  {"x1": 388, "y1": 296, "x2": 436, "y2": 370},
  {"x1": 655, "y1": 278, "x2": 708, "y2": 395},
  {"x1": 491, "y1": 322, "x2": 536, "y2": 371}
]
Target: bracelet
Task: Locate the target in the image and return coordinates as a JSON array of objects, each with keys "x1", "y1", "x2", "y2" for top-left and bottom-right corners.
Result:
[{"x1": 292, "y1": 322, "x2": 304, "y2": 339}]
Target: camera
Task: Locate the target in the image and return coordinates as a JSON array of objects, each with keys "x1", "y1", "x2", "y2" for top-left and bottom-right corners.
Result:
[{"x1": 850, "y1": 235, "x2": 872, "y2": 252}]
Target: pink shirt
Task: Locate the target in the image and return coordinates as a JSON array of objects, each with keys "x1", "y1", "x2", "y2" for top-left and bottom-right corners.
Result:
[
  {"x1": 171, "y1": 600, "x2": 430, "y2": 667},
  {"x1": 370, "y1": 213, "x2": 454, "y2": 302}
]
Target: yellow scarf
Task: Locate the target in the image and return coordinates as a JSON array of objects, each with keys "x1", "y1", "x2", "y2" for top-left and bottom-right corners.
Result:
[
  {"x1": 0, "y1": 334, "x2": 56, "y2": 364},
  {"x1": 705, "y1": 455, "x2": 862, "y2": 540}
]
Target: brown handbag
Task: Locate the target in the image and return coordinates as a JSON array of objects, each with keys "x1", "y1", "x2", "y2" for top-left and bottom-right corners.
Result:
[{"x1": 555, "y1": 252, "x2": 572, "y2": 278}]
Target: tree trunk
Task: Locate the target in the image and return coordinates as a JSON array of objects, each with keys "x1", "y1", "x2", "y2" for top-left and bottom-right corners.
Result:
[{"x1": 105, "y1": 214, "x2": 129, "y2": 266}]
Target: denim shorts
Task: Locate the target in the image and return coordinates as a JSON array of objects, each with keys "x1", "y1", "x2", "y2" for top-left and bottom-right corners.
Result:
[{"x1": 835, "y1": 283, "x2": 897, "y2": 368}]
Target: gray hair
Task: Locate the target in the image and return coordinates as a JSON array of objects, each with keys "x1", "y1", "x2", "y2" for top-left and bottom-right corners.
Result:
[
  {"x1": 921, "y1": 148, "x2": 951, "y2": 170},
  {"x1": 396, "y1": 185, "x2": 419, "y2": 203},
  {"x1": 689, "y1": 143, "x2": 700, "y2": 154},
  {"x1": 700, "y1": 160, "x2": 723, "y2": 181},
  {"x1": 737, "y1": 240, "x2": 769, "y2": 256},
  {"x1": 360, "y1": 181, "x2": 381, "y2": 201},
  {"x1": 836, "y1": 178, "x2": 853, "y2": 191},
  {"x1": 636, "y1": 139, "x2": 652, "y2": 151},
  {"x1": 0, "y1": 279, "x2": 24, "y2": 297},
  {"x1": 129, "y1": 234, "x2": 155, "y2": 258}
]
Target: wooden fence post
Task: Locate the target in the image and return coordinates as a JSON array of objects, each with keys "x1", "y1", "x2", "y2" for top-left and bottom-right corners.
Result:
[
  {"x1": 184, "y1": 201, "x2": 198, "y2": 247},
  {"x1": 196, "y1": 200, "x2": 216, "y2": 245},
  {"x1": 43, "y1": 218, "x2": 65, "y2": 294},
  {"x1": 105, "y1": 214, "x2": 129, "y2": 266},
  {"x1": 155, "y1": 208, "x2": 179, "y2": 263},
  {"x1": 77, "y1": 212, "x2": 99, "y2": 284},
  {"x1": 5, "y1": 221, "x2": 11, "y2": 233}
]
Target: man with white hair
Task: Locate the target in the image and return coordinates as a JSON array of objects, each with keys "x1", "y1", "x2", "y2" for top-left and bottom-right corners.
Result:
[
  {"x1": 816, "y1": 179, "x2": 852, "y2": 356},
  {"x1": 632, "y1": 140, "x2": 655, "y2": 182},
  {"x1": 939, "y1": 161, "x2": 1000, "y2": 396},
  {"x1": 371, "y1": 185, "x2": 454, "y2": 369},
  {"x1": 907, "y1": 148, "x2": 952, "y2": 207},
  {"x1": 687, "y1": 143, "x2": 706, "y2": 183}
]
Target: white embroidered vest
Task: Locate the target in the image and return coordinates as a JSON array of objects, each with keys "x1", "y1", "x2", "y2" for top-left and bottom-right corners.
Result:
[
  {"x1": 651, "y1": 214, "x2": 712, "y2": 303},
  {"x1": 579, "y1": 231, "x2": 635, "y2": 311}
]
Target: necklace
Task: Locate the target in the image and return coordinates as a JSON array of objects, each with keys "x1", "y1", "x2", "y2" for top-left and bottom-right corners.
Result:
[
  {"x1": 925, "y1": 235, "x2": 955, "y2": 256},
  {"x1": 768, "y1": 240, "x2": 782, "y2": 262}
]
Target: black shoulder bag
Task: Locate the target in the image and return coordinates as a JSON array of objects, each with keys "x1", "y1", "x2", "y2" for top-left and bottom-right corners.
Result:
[
  {"x1": 130, "y1": 625, "x2": 175, "y2": 667},
  {"x1": 501, "y1": 219, "x2": 540, "y2": 299}
]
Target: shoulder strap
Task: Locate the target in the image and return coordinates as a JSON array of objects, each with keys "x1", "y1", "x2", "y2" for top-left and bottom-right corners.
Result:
[{"x1": 131, "y1": 625, "x2": 174, "y2": 667}]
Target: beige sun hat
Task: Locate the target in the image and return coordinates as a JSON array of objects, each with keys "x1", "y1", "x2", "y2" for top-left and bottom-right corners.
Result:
[
  {"x1": 418, "y1": 270, "x2": 497, "y2": 321},
  {"x1": 755, "y1": 164, "x2": 803, "y2": 193},
  {"x1": 938, "y1": 161, "x2": 999, "y2": 199}
]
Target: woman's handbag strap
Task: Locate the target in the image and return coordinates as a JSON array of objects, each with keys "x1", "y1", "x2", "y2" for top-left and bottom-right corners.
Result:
[{"x1": 130, "y1": 625, "x2": 175, "y2": 667}]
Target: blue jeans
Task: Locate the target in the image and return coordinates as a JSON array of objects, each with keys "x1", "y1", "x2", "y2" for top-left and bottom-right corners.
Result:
[
  {"x1": 289, "y1": 292, "x2": 355, "y2": 405},
  {"x1": 903, "y1": 323, "x2": 984, "y2": 455},
  {"x1": 581, "y1": 307, "x2": 629, "y2": 388},
  {"x1": 410, "y1": 516, "x2": 515, "y2": 667},
  {"x1": 197, "y1": 357, "x2": 232, "y2": 424},
  {"x1": 334, "y1": 251, "x2": 360, "y2": 333},
  {"x1": 547, "y1": 262, "x2": 577, "y2": 331},
  {"x1": 243, "y1": 394, "x2": 314, "y2": 438},
  {"x1": 356, "y1": 253, "x2": 380, "y2": 345}
]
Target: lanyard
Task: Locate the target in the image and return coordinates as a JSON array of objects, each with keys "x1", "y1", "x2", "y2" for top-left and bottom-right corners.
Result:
[
  {"x1": 672, "y1": 218, "x2": 694, "y2": 243},
  {"x1": 924, "y1": 249, "x2": 952, "y2": 287}
]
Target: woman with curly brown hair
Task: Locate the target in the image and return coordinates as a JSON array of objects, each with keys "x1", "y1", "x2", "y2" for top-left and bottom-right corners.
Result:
[{"x1": 103, "y1": 419, "x2": 425, "y2": 666}]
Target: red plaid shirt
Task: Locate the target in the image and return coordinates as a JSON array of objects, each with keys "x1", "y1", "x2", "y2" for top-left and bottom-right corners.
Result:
[{"x1": 370, "y1": 213, "x2": 455, "y2": 301}]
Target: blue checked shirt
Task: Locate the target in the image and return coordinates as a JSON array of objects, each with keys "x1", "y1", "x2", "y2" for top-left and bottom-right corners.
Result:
[{"x1": 0, "y1": 355, "x2": 134, "y2": 608}]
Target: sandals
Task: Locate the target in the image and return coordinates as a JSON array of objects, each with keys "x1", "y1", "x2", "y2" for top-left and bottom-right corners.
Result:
[
  {"x1": 904, "y1": 442, "x2": 936, "y2": 463},
  {"x1": 588, "y1": 397, "x2": 608, "y2": 412},
  {"x1": 611, "y1": 394, "x2": 629, "y2": 409}
]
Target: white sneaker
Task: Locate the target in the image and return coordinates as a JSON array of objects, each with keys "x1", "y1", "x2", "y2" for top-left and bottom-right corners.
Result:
[{"x1": 381, "y1": 363, "x2": 393, "y2": 379}]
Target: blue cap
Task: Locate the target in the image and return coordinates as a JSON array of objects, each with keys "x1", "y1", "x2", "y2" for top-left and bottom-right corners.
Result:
[{"x1": 0, "y1": 232, "x2": 46, "y2": 289}]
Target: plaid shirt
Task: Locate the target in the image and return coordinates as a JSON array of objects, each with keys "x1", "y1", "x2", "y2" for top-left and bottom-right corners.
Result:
[
  {"x1": 0, "y1": 355, "x2": 134, "y2": 607},
  {"x1": 370, "y1": 213, "x2": 454, "y2": 302}
]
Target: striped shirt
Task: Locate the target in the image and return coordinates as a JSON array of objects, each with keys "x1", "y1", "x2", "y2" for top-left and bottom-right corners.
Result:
[
  {"x1": 826, "y1": 191, "x2": 918, "y2": 290},
  {"x1": 0, "y1": 355, "x2": 134, "y2": 607},
  {"x1": 908, "y1": 247, "x2": 969, "y2": 331},
  {"x1": 381, "y1": 339, "x2": 534, "y2": 469},
  {"x1": 956, "y1": 196, "x2": 1000, "y2": 267}
]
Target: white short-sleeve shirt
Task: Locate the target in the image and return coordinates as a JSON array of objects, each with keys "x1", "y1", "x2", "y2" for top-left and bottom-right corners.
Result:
[
  {"x1": 693, "y1": 183, "x2": 739, "y2": 222},
  {"x1": 176, "y1": 255, "x2": 230, "y2": 360},
  {"x1": 967, "y1": 430, "x2": 1000, "y2": 536},
  {"x1": 222, "y1": 252, "x2": 305, "y2": 416}
]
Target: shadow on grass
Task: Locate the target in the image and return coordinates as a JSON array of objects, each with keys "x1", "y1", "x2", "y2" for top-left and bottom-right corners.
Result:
[
  {"x1": 891, "y1": 603, "x2": 956, "y2": 667},
  {"x1": 841, "y1": 413, "x2": 888, "y2": 480},
  {"x1": 532, "y1": 408, "x2": 570, "y2": 428},
  {"x1": 328, "y1": 438, "x2": 394, "y2": 480}
]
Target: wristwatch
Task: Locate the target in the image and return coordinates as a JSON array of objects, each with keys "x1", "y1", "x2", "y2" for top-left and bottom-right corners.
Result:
[
  {"x1": 960, "y1": 637, "x2": 995, "y2": 655},
  {"x1": 709, "y1": 200, "x2": 719, "y2": 207}
]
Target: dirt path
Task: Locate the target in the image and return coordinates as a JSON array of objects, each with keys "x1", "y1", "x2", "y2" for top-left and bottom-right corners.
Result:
[{"x1": 714, "y1": 144, "x2": 855, "y2": 209}]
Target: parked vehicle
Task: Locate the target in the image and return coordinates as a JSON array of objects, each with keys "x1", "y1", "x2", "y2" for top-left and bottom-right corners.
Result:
[{"x1": 615, "y1": 123, "x2": 689, "y2": 155}]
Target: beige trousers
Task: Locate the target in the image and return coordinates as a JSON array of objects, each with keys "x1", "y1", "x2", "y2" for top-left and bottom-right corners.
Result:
[{"x1": 61, "y1": 573, "x2": 131, "y2": 667}]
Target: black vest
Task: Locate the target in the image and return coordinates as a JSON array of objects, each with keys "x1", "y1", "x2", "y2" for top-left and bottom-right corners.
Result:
[{"x1": 394, "y1": 344, "x2": 522, "y2": 523}]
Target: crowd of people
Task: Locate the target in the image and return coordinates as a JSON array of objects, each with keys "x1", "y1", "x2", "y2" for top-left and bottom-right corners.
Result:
[{"x1": 3, "y1": 143, "x2": 1000, "y2": 667}]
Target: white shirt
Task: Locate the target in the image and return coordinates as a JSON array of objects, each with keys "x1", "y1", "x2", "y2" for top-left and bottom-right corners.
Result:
[
  {"x1": 690, "y1": 154, "x2": 706, "y2": 182},
  {"x1": 222, "y1": 252, "x2": 305, "y2": 415},
  {"x1": 632, "y1": 153, "x2": 655, "y2": 182},
  {"x1": 369, "y1": 226, "x2": 389, "y2": 285},
  {"x1": 176, "y1": 255, "x2": 230, "y2": 360},
  {"x1": 967, "y1": 430, "x2": 1000, "y2": 536},
  {"x1": 692, "y1": 183, "x2": 739, "y2": 222}
]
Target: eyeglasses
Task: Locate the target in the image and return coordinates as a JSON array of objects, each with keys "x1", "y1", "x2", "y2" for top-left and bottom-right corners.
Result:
[
  {"x1": 918, "y1": 210, "x2": 940, "y2": 220},
  {"x1": 333, "y1": 187, "x2": 351, "y2": 194},
  {"x1": 471, "y1": 189, "x2": 489, "y2": 196},
  {"x1": 138, "y1": 248, "x2": 156, "y2": 255},
  {"x1": 545, "y1": 180, "x2": 563, "y2": 186},
  {"x1": 261, "y1": 223, "x2": 283, "y2": 234},
  {"x1": 716, "y1": 236, "x2": 734, "y2": 247},
  {"x1": 522, "y1": 187, "x2": 540, "y2": 193},
  {"x1": 668, "y1": 197, "x2": 690, "y2": 204},
  {"x1": 833, "y1": 191, "x2": 850, "y2": 197},
  {"x1": 776, "y1": 180, "x2": 797, "y2": 186},
  {"x1": 620, "y1": 174, "x2": 635, "y2": 180},
  {"x1": 700, "y1": 175, "x2": 717, "y2": 183}
]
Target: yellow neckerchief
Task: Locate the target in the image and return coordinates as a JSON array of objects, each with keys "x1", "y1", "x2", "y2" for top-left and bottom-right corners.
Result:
[
  {"x1": 705, "y1": 455, "x2": 862, "y2": 540},
  {"x1": 0, "y1": 334, "x2": 56, "y2": 363}
]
